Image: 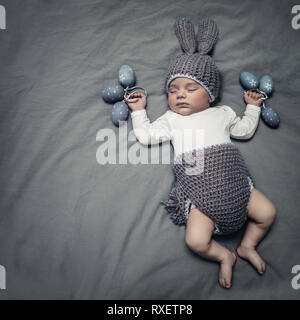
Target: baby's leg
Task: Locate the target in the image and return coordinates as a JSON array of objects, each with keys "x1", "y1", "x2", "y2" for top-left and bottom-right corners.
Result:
[
  {"x1": 185, "y1": 207, "x2": 237, "y2": 289},
  {"x1": 237, "y1": 188, "x2": 276, "y2": 274}
]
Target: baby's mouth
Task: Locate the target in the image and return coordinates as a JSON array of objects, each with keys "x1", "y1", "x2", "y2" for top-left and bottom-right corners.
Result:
[{"x1": 176, "y1": 102, "x2": 189, "y2": 107}]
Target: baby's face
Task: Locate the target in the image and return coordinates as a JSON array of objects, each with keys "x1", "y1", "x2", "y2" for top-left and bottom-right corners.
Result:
[{"x1": 167, "y1": 77, "x2": 212, "y2": 116}]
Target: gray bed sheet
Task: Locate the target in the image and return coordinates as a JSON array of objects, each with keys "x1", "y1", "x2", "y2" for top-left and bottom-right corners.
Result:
[{"x1": 0, "y1": 0, "x2": 300, "y2": 299}]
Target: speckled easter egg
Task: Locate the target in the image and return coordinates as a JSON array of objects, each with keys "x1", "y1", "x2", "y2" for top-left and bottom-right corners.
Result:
[
  {"x1": 111, "y1": 101, "x2": 129, "y2": 126},
  {"x1": 259, "y1": 75, "x2": 274, "y2": 96},
  {"x1": 240, "y1": 72, "x2": 259, "y2": 90},
  {"x1": 261, "y1": 105, "x2": 280, "y2": 128},
  {"x1": 101, "y1": 84, "x2": 125, "y2": 103},
  {"x1": 118, "y1": 65, "x2": 136, "y2": 88}
]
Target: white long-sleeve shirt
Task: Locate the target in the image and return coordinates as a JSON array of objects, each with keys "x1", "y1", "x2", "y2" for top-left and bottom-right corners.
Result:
[{"x1": 130, "y1": 104, "x2": 261, "y2": 158}]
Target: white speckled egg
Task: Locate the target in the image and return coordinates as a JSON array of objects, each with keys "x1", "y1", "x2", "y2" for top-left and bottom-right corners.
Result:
[
  {"x1": 118, "y1": 65, "x2": 136, "y2": 88},
  {"x1": 101, "y1": 84, "x2": 125, "y2": 103},
  {"x1": 240, "y1": 72, "x2": 259, "y2": 90},
  {"x1": 259, "y1": 75, "x2": 274, "y2": 96},
  {"x1": 111, "y1": 101, "x2": 129, "y2": 126},
  {"x1": 261, "y1": 105, "x2": 280, "y2": 128}
]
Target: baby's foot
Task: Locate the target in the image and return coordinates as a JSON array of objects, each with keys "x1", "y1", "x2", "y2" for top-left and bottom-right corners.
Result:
[
  {"x1": 219, "y1": 251, "x2": 237, "y2": 289},
  {"x1": 237, "y1": 245, "x2": 266, "y2": 275}
]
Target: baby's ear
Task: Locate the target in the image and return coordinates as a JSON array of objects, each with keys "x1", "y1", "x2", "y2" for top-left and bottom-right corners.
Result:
[
  {"x1": 197, "y1": 18, "x2": 219, "y2": 55},
  {"x1": 174, "y1": 18, "x2": 197, "y2": 54}
]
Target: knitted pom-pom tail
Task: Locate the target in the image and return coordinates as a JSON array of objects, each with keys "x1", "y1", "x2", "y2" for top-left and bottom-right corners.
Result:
[
  {"x1": 174, "y1": 18, "x2": 197, "y2": 54},
  {"x1": 161, "y1": 193, "x2": 179, "y2": 213},
  {"x1": 160, "y1": 188, "x2": 187, "y2": 225}
]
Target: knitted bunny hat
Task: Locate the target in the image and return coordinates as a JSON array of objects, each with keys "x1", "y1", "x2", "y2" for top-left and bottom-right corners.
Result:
[{"x1": 165, "y1": 18, "x2": 220, "y2": 102}]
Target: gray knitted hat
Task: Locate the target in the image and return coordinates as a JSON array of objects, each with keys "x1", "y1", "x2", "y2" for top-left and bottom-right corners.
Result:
[{"x1": 165, "y1": 18, "x2": 220, "y2": 102}]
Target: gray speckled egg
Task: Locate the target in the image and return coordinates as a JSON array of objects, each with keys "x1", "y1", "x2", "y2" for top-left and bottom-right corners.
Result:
[
  {"x1": 111, "y1": 101, "x2": 129, "y2": 126},
  {"x1": 259, "y1": 75, "x2": 274, "y2": 96},
  {"x1": 118, "y1": 65, "x2": 136, "y2": 88},
  {"x1": 102, "y1": 84, "x2": 125, "y2": 104},
  {"x1": 240, "y1": 72, "x2": 259, "y2": 90},
  {"x1": 261, "y1": 105, "x2": 280, "y2": 128}
]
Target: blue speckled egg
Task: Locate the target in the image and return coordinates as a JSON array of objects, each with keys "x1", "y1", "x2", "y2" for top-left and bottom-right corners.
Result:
[
  {"x1": 118, "y1": 65, "x2": 136, "y2": 88},
  {"x1": 259, "y1": 75, "x2": 274, "y2": 96},
  {"x1": 240, "y1": 72, "x2": 259, "y2": 90},
  {"x1": 101, "y1": 84, "x2": 125, "y2": 104},
  {"x1": 261, "y1": 105, "x2": 280, "y2": 128},
  {"x1": 111, "y1": 101, "x2": 129, "y2": 126}
]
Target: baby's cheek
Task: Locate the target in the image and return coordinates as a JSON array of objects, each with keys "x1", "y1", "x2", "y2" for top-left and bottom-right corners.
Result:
[{"x1": 168, "y1": 95, "x2": 174, "y2": 106}]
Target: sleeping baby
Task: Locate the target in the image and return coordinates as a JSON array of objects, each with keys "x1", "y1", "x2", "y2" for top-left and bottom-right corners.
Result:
[{"x1": 127, "y1": 18, "x2": 276, "y2": 289}]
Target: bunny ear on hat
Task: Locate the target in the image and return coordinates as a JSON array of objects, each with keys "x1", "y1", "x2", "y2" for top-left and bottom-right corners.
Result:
[
  {"x1": 197, "y1": 18, "x2": 219, "y2": 55},
  {"x1": 174, "y1": 18, "x2": 197, "y2": 54}
]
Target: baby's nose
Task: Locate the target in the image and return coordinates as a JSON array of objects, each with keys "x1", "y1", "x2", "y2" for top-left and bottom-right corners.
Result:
[{"x1": 177, "y1": 90, "x2": 186, "y2": 98}]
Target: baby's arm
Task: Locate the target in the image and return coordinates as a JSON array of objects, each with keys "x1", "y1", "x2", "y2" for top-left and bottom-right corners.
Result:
[
  {"x1": 225, "y1": 91, "x2": 263, "y2": 140},
  {"x1": 127, "y1": 93, "x2": 172, "y2": 145}
]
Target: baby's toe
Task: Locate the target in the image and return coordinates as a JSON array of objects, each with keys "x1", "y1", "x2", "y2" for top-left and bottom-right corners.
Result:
[
  {"x1": 219, "y1": 277, "x2": 230, "y2": 289},
  {"x1": 219, "y1": 279, "x2": 223, "y2": 288},
  {"x1": 259, "y1": 262, "x2": 266, "y2": 275},
  {"x1": 219, "y1": 277, "x2": 224, "y2": 287}
]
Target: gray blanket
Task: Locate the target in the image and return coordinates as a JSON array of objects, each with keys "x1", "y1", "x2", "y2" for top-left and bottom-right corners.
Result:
[{"x1": 0, "y1": 0, "x2": 300, "y2": 299}]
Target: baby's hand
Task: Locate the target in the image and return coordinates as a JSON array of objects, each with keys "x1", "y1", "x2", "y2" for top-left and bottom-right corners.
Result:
[
  {"x1": 244, "y1": 90, "x2": 263, "y2": 107},
  {"x1": 127, "y1": 93, "x2": 147, "y2": 111}
]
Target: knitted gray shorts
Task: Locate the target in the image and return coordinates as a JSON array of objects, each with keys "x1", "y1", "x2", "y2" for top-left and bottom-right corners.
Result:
[
  {"x1": 189, "y1": 176, "x2": 254, "y2": 234},
  {"x1": 161, "y1": 142, "x2": 255, "y2": 235}
]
